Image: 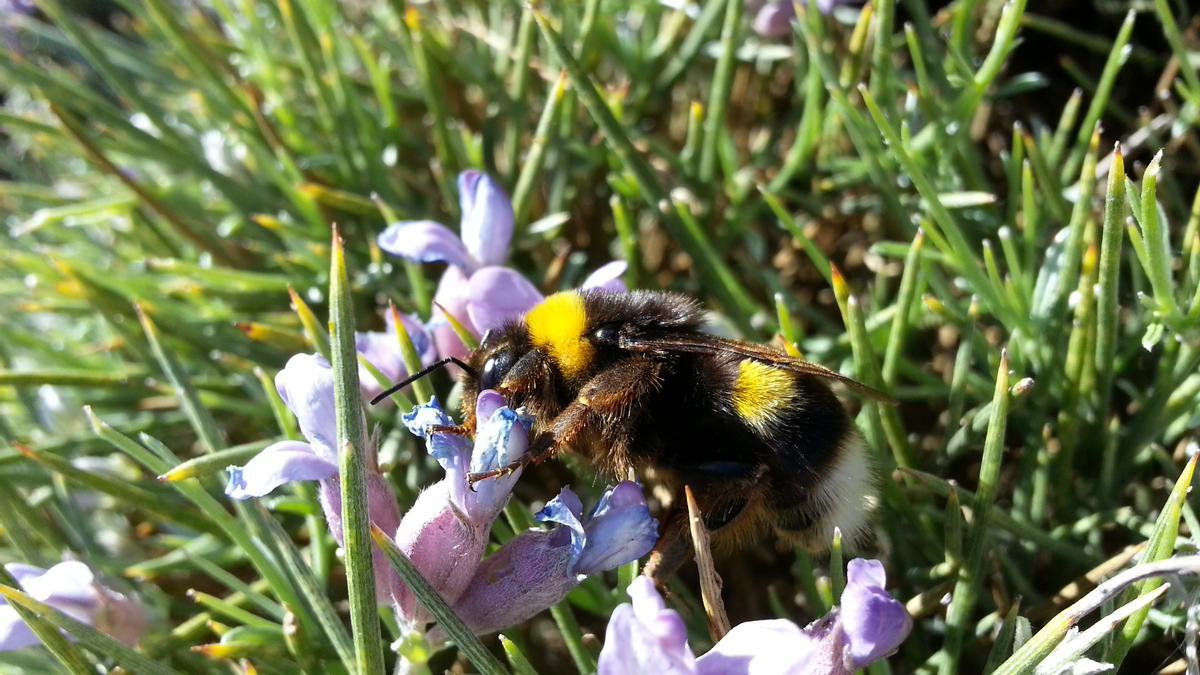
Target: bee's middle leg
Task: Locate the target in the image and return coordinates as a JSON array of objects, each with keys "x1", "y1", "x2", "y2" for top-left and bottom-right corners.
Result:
[{"x1": 642, "y1": 465, "x2": 767, "y2": 587}]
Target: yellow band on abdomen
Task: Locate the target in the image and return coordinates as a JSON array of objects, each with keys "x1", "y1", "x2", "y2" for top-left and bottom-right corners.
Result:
[{"x1": 731, "y1": 359, "x2": 794, "y2": 430}]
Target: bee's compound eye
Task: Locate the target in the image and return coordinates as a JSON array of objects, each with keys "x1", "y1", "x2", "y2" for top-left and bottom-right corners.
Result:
[
  {"x1": 480, "y1": 351, "x2": 514, "y2": 390},
  {"x1": 592, "y1": 325, "x2": 620, "y2": 346}
]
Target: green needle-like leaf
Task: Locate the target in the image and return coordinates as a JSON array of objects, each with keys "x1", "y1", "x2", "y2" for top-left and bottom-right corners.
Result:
[
  {"x1": 370, "y1": 525, "x2": 508, "y2": 675},
  {"x1": 328, "y1": 229, "x2": 385, "y2": 674}
]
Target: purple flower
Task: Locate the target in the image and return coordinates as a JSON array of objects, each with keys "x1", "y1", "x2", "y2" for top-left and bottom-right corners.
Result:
[
  {"x1": 392, "y1": 396, "x2": 657, "y2": 640},
  {"x1": 378, "y1": 171, "x2": 525, "y2": 359},
  {"x1": 0, "y1": 561, "x2": 146, "y2": 651},
  {"x1": 378, "y1": 170, "x2": 628, "y2": 358},
  {"x1": 599, "y1": 559, "x2": 911, "y2": 675},
  {"x1": 225, "y1": 353, "x2": 401, "y2": 603},
  {"x1": 355, "y1": 310, "x2": 437, "y2": 401},
  {"x1": 747, "y1": 0, "x2": 848, "y2": 38},
  {"x1": 445, "y1": 482, "x2": 658, "y2": 637},
  {"x1": 392, "y1": 392, "x2": 532, "y2": 630}
]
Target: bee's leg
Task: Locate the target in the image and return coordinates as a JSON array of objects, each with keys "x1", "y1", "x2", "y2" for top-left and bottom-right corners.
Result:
[
  {"x1": 643, "y1": 465, "x2": 765, "y2": 587},
  {"x1": 465, "y1": 434, "x2": 558, "y2": 485},
  {"x1": 468, "y1": 359, "x2": 664, "y2": 486},
  {"x1": 427, "y1": 424, "x2": 470, "y2": 436}
]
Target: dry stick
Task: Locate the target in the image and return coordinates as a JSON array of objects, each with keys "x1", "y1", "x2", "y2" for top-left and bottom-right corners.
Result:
[{"x1": 685, "y1": 485, "x2": 731, "y2": 641}]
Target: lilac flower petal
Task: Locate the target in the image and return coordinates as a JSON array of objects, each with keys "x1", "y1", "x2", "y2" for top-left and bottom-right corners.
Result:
[
  {"x1": 576, "y1": 482, "x2": 658, "y2": 574},
  {"x1": 696, "y1": 619, "x2": 824, "y2": 675},
  {"x1": 0, "y1": 608, "x2": 40, "y2": 652},
  {"x1": 0, "y1": 562, "x2": 98, "y2": 652},
  {"x1": 840, "y1": 561, "x2": 912, "y2": 668},
  {"x1": 391, "y1": 482, "x2": 490, "y2": 627},
  {"x1": 319, "y1": 476, "x2": 402, "y2": 604},
  {"x1": 0, "y1": 561, "x2": 146, "y2": 652},
  {"x1": 432, "y1": 265, "x2": 475, "y2": 359},
  {"x1": 581, "y1": 260, "x2": 628, "y2": 293},
  {"x1": 224, "y1": 441, "x2": 337, "y2": 499},
  {"x1": 94, "y1": 588, "x2": 147, "y2": 647},
  {"x1": 3, "y1": 564, "x2": 45, "y2": 587},
  {"x1": 752, "y1": 2, "x2": 795, "y2": 38},
  {"x1": 474, "y1": 389, "x2": 507, "y2": 424},
  {"x1": 598, "y1": 577, "x2": 697, "y2": 675},
  {"x1": 466, "y1": 267, "x2": 544, "y2": 332},
  {"x1": 448, "y1": 528, "x2": 578, "y2": 637},
  {"x1": 846, "y1": 558, "x2": 887, "y2": 588},
  {"x1": 378, "y1": 220, "x2": 476, "y2": 271},
  {"x1": 457, "y1": 171, "x2": 514, "y2": 266},
  {"x1": 22, "y1": 561, "x2": 94, "y2": 608},
  {"x1": 275, "y1": 354, "x2": 339, "y2": 464}
]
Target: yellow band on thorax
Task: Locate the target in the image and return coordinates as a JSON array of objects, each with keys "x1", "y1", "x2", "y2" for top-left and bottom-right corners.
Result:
[{"x1": 526, "y1": 291, "x2": 594, "y2": 380}]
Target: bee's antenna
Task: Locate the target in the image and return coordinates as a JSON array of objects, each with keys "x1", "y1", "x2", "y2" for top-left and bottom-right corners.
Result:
[{"x1": 370, "y1": 357, "x2": 476, "y2": 405}]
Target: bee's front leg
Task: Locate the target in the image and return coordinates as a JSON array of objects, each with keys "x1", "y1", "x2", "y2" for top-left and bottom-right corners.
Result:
[
  {"x1": 427, "y1": 424, "x2": 471, "y2": 436},
  {"x1": 466, "y1": 434, "x2": 559, "y2": 486}
]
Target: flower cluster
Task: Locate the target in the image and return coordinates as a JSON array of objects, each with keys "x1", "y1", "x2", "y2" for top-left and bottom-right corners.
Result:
[
  {"x1": 599, "y1": 559, "x2": 911, "y2": 674},
  {"x1": 0, "y1": 561, "x2": 146, "y2": 652},
  {"x1": 400, "y1": 396, "x2": 658, "y2": 638},
  {"x1": 378, "y1": 170, "x2": 626, "y2": 359},
  {"x1": 225, "y1": 354, "x2": 658, "y2": 641}
]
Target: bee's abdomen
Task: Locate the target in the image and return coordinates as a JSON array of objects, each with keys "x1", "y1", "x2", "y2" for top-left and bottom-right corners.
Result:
[{"x1": 767, "y1": 435, "x2": 873, "y2": 550}]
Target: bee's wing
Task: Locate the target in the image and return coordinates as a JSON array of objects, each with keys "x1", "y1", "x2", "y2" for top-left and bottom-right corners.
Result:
[{"x1": 618, "y1": 331, "x2": 894, "y2": 403}]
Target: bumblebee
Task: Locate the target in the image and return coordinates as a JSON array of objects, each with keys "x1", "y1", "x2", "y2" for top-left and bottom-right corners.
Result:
[{"x1": 377, "y1": 290, "x2": 878, "y2": 581}]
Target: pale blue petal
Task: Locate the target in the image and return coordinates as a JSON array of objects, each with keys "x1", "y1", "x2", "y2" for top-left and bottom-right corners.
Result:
[
  {"x1": 2, "y1": 564, "x2": 44, "y2": 588},
  {"x1": 378, "y1": 220, "x2": 476, "y2": 271},
  {"x1": 224, "y1": 441, "x2": 338, "y2": 499},
  {"x1": 576, "y1": 482, "x2": 658, "y2": 575},
  {"x1": 402, "y1": 397, "x2": 454, "y2": 437},
  {"x1": 534, "y1": 488, "x2": 586, "y2": 569},
  {"x1": 457, "y1": 171, "x2": 514, "y2": 266}
]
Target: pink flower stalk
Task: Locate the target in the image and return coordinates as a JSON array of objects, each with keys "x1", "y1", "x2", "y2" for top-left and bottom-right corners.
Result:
[
  {"x1": 599, "y1": 559, "x2": 911, "y2": 674},
  {"x1": 0, "y1": 561, "x2": 146, "y2": 651},
  {"x1": 377, "y1": 170, "x2": 628, "y2": 359},
  {"x1": 224, "y1": 353, "x2": 401, "y2": 603},
  {"x1": 394, "y1": 391, "x2": 532, "y2": 630}
]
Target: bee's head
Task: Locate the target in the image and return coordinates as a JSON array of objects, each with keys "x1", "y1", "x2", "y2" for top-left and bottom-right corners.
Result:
[{"x1": 469, "y1": 326, "x2": 528, "y2": 392}]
